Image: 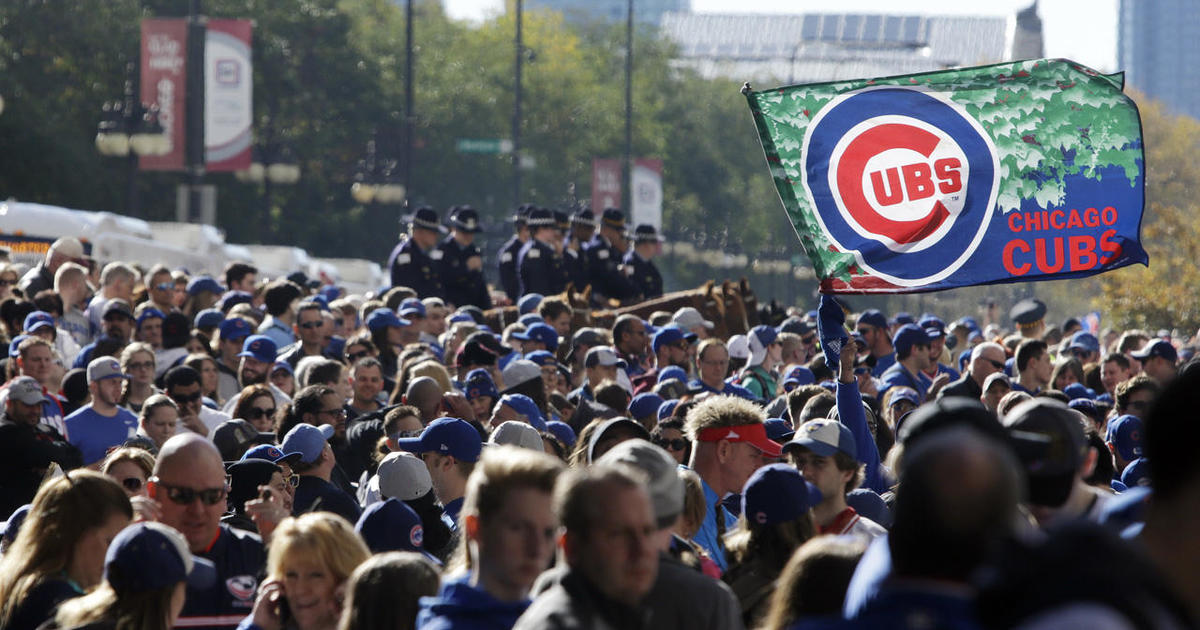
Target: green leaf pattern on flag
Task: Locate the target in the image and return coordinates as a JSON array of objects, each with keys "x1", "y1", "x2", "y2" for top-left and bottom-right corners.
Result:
[{"x1": 745, "y1": 59, "x2": 1143, "y2": 283}]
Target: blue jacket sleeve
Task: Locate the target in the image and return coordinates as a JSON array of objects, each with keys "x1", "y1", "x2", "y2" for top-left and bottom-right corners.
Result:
[{"x1": 836, "y1": 379, "x2": 889, "y2": 494}]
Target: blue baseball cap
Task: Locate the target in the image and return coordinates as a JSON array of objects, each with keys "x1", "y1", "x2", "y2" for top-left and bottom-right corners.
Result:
[
  {"x1": 513, "y1": 322, "x2": 559, "y2": 352},
  {"x1": 218, "y1": 317, "x2": 253, "y2": 341},
  {"x1": 1062, "y1": 383, "x2": 1096, "y2": 401},
  {"x1": 241, "y1": 443, "x2": 302, "y2": 465},
  {"x1": 763, "y1": 417, "x2": 795, "y2": 443},
  {"x1": 238, "y1": 335, "x2": 278, "y2": 364},
  {"x1": 186, "y1": 276, "x2": 224, "y2": 296},
  {"x1": 741, "y1": 464, "x2": 821, "y2": 525},
  {"x1": 104, "y1": 522, "x2": 216, "y2": 593},
  {"x1": 498, "y1": 393, "x2": 547, "y2": 431},
  {"x1": 782, "y1": 366, "x2": 815, "y2": 388},
  {"x1": 464, "y1": 372, "x2": 499, "y2": 401},
  {"x1": 319, "y1": 285, "x2": 340, "y2": 302},
  {"x1": 301, "y1": 295, "x2": 330, "y2": 312},
  {"x1": 136, "y1": 307, "x2": 165, "y2": 328},
  {"x1": 657, "y1": 365, "x2": 688, "y2": 384},
  {"x1": 629, "y1": 393, "x2": 665, "y2": 420},
  {"x1": 546, "y1": 420, "x2": 577, "y2": 448},
  {"x1": 366, "y1": 308, "x2": 409, "y2": 332},
  {"x1": 271, "y1": 360, "x2": 294, "y2": 376},
  {"x1": 891, "y1": 312, "x2": 914, "y2": 326},
  {"x1": 23, "y1": 311, "x2": 56, "y2": 333},
  {"x1": 194, "y1": 309, "x2": 225, "y2": 330},
  {"x1": 524, "y1": 350, "x2": 559, "y2": 368},
  {"x1": 449, "y1": 312, "x2": 474, "y2": 325},
  {"x1": 354, "y1": 499, "x2": 439, "y2": 562},
  {"x1": 918, "y1": 315, "x2": 946, "y2": 333},
  {"x1": 8, "y1": 334, "x2": 29, "y2": 357},
  {"x1": 888, "y1": 387, "x2": 921, "y2": 408},
  {"x1": 1120, "y1": 457, "x2": 1150, "y2": 488},
  {"x1": 1106, "y1": 414, "x2": 1144, "y2": 461},
  {"x1": 216, "y1": 290, "x2": 253, "y2": 312},
  {"x1": 1131, "y1": 339, "x2": 1178, "y2": 363},
  {"x1": 846, "y1": 488, "x2": 892, "y2": 528},
  {"x1": 892, "y1": 324, "x2": 932, "y2": 357},
  {"x1": 281, "y1": 423, "x2": 334, "y2": 464},
  {"x1": 395, "y1": 417, "x2": 482, "y2": 463},
  {"x1": 651, "y1": 325, "x2": 696, "y2": 354},
  {"x1": 855, "y1": 309, "x2": 888, "y2": 330},
  {"x1": 517, "y1": 293, "x2": 544, "y2": 315},
  {"x1": 518, "y1": 313, "x2": 544, "y2": 328},
  {"x1": 658, "y1": 399, "x2": 679, "y2": 420},
  {"x1": 785, "y1": 419, "x2": 857, "y2": 458},
  {"x1": 1068, "y1": 332, "x2": 1100, "y2": 354},
  {"x1": 399, "y1": 298, "x2": 426, "y2": 319}
]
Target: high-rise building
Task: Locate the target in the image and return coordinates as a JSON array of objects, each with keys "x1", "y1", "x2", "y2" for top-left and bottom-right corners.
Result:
[
  {"x1": 1119, "y1": 0, "x2": 1200, "y2": 119},
  {"x1": 524, "y1": 0, "x2": 689, "y2": 26}
]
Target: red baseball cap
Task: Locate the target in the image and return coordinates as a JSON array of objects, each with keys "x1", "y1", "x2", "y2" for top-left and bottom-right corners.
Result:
[{"x1": 697, "y1": 423, "x2": 782, "y2": 458}]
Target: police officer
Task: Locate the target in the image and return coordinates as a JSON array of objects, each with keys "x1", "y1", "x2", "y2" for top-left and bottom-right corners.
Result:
[
  {"x1": 564, "y1": 208, "x2": 596, "y2": 290},
  {"x1": 584, "y1": 208, "x2": 639, "y2": 305},
  {"x1": 624, "y1": 224, "x2": 665, "y2": 300},
  {"x1": 518, "y1": 208, "x2": 570, "y2": 297},
  {"x1": 498, "y1": 204, "x2": 533, "y2": 302},
  {"x1": 387, "y1": 206, "x2": 445, "y2": 299},
  {"x1": 1010, "y1": 298, "x2": 1047, "y2": 340},
  {"x1": 436, "y1": 205, "x2": 492, "y2": 310}
]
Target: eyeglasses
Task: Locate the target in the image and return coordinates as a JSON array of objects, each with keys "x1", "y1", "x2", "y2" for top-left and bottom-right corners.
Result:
[
  {"x1": 0, "y1": 279, "x2": 14, "y2": 287},
  {"x1": 247, "y1": 407, "x2": 276, "y2": 420},
  {"x1": 856, "y1": 328, "x2": 873, "y2": 337},
  {"x1": 299, "y1": 320, "x2": 323, "y2": 329},
  {"x1": 390, "y1": 429, "x2": 423, "y2": 441},
  {"x1": 654, "y1": 438, "x2": 688, "y2": 451},
  {"x1": 700, "y1": 358, "x2": 729, "y2": 367},
  {"x1": 154, "y1": 282, "x2": 174, "y2": 291},
  {"x1": 985, "y1": 358, "x2": 1007, "y2": 370},
  {"x1": 128, "y1": 361, "x2": 154, "y2": 371},
  {"x1": 283, "y1": 474, "x2": 300, "y2": 488},
  {"x1": 673, "y1": 341, "x2": 691, "y2": 351},
  {"x1": 150, "y1": 477, "x2": 228, "y2": 506},
  {"x1": 318, "y1": 408, "x2": 347, "y2": 420},
  {"x1": 347, "y1": 351, "x2": 370, "y2": 362},
  {"x1": 121, "y1": 477, "x2": 144, "y2": 492},
  {"x1": 170, "y1": 391, "x2": 202, "y2": 403}
]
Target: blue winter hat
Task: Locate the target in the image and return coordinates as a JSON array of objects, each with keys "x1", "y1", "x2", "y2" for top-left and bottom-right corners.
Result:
[
  {"x1": 629, "y1": 393, "x2": 665, "y2": 421},
  {"x1": 464, "y1": 372, "x2": 499, "y2": 402},
  {"x1": 741, "y1": 464, "x2": 821, "y2": 525},
  {"x1": 104, "y1": 522, "x2": 216, "y2": 593}
]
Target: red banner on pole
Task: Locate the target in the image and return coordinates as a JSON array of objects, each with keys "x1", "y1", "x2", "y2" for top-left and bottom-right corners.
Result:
[
  {"x1": 204, "y1": 19, "x2": 253, "y2": 172},
  {"x1": 592, "y1": 159, "x2": 622, "y2": 212},
  {"x1": 139, "y1": 19, "x2": 188, "y2": 171}
]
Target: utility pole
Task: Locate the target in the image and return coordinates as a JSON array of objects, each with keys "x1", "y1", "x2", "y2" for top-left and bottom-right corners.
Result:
[
  {"x1": 513, "y1": 0, "x2": 524, "y2": 207},
  {"x1": 185, "y1": 0, "x2": 206, "y2": 222}
]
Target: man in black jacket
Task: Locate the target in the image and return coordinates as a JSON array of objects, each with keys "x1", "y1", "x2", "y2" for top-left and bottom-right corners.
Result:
[
  {"x1": 939, "y1": 342, "x2": 1007, "y2": 401},
  {"x1": 0, "y1": 376, "x2": 82, "y2": 518}
]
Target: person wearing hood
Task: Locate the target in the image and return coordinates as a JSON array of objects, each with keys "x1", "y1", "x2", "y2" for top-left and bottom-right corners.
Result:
[
  {"x1": 417, "y1": 446, "x2": 563, "y2": 630},
  {"x1": 738, "y1": 326, "x2": 783, "y2": 401}
]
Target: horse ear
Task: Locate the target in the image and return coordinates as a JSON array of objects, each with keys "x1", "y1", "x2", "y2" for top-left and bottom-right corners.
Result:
[
  {"x1": 722, "y1": 279, "x2": 731, "y2": 292},
  {"x1": 583, "y1": 284, "x2": 592, "y2": 299},
  {"x1": 740, "y1": 277, "x2": 749, "y2": 291},
  {"x1": 703, "y1": 280, "x2": 714, "y2": 293}
]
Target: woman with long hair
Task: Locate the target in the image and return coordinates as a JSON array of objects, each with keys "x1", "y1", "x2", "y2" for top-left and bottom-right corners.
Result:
[
  {"x1": 102, "y1": 446, "x2": 156, "y2": 498},
  {"x1": 336, "y1": 552, "x2": 440, "y2": 630},
  {"x1": 46, "y1": 522, "x2": 215, "y2": 630},
  {"x1": 232, "y1": 384, "x2": 279, "y2": 433},
  {"x1": 722, "y1": 463, "x2": 821, "y2": 628},
  {"x1": 120, "y1": 342, "x2": 160, "y2": 413},
  {"x1": 136, "y1": 394, "x2": 180, "y2": 449},
  {"x1": 184, "y1": 352, "x2": 221, "y2": 405},
  {"x1": 0, "y1": 471, "x2": 133, "y2": 629},
  {"x1": 243, "y1": 512, "x2": 371, "y2": 630}
]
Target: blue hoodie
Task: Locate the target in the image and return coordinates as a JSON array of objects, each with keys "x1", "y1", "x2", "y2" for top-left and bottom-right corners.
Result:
[{"x1": 417, "y1": 574, "x2": 531, "y2": 630}]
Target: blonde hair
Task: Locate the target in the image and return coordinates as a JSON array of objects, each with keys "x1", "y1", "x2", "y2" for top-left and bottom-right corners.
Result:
[
  {"x1": 0, "y1": 471, "x2": 132, "y2": 627},
  {"x1": 54, "y1": 582, "x2": 178, "y2": 630},
  {"x1": 268, "y1": 513, "x2": 370, "y2": 589},
  {"x1": 677, "y1": 468, "x2": 706, "y2": 540},
  {"x1": 406, "y1": 359, "x2": 454, "y2": 394},
  {"x1": 102, "y1": 446, "x2": 156, "y2": 479},
  {"x1": 684, "y1": 395, "x2": 765, "y2": 439},
  {"x1": 120, "y1": 342, "x2": 156, "y2": 371}
]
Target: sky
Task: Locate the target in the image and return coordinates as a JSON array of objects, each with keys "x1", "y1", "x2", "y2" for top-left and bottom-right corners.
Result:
[{"x1": 443, "y1": 0, "x2": 1120, "y2": 72}]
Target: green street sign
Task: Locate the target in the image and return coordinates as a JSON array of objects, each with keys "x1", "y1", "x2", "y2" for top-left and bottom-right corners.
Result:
[{"x1": 456, "y1": 138, "x2": 514, "y2": 154}]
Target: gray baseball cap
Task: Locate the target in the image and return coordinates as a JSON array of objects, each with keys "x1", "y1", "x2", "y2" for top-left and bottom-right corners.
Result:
[
  {"x1": 596, "y1": 438, "x2": 684, "y2": 528},
  {"x1": 7, "y1": 376, "x2": 44, "y2": 405},
  {"x1": 87, "y1": 357, "x2": 129, "y2": 384}
]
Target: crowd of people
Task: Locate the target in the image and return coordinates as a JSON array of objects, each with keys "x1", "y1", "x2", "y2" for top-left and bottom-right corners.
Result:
[{"x1": 0, "y1": 217, "x2": 1195, "y2": 630}]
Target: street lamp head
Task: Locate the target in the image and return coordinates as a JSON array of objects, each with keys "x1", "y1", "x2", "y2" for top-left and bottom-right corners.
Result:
[{"x1": 351, "y1": 181, "x2": 377, "y2": 204}]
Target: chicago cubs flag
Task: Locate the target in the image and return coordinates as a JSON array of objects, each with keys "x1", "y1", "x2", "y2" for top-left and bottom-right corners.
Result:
[{"x1": 744, "y1": 58, "x2": 1147, "y2": 294}]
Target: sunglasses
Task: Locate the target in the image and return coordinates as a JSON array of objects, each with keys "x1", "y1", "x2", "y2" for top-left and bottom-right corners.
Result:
[
  {"x1": 318, "y1": 408, "x2": 347, "y2": 420},
  {"x1": 299, "y1": 320, "x2": 323, "y2": 329},
  {"x1": 170, "y1": 391, "x2": 202, "y2": 403},
  {"x1": 347, "y1": 351, "x2": 370, "y2": 362},
  {"x1": 0, "y1": 279, "x2": 14, "y2": 287},
  {"x1": 654, "y1": 438, "x2": 688, "y2": 451},
  {"x1": 247, "y1": 407, "x2": 276, "y2": 420},
  {"x1": 154, "y1": 282, "x2": 174, "y2": 291},
  {"x1": 390, "y1": 429, "x2": 423, "y2": 441},
  {"x1": 150, "y1": 477, "x2": 228, "y2": 506},
  {"x1": 121, "y1": 477, "x2": 144, "y2": 492},
  {"x1": 985, "y1": 358, "x2": 1007, "y2": 370},
  {"x1": 283, "y1": 474, "x2": 300, "y2": 488}
]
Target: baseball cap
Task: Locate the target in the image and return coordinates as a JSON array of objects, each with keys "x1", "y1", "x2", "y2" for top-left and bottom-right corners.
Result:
[
  {"x1": 596, "y1": 439, "x2": 684, "y2": 528},
  {"x1": 465, "y1": 331, "x2": 510, "y2": 357},
  {"x1": 657, "y1": 365, "x2": 688, "y2": 384},
  {"x1": 377, "y1": 452, "x2": 433, "y2": 501},
  {"x1": 104, "y1": 522, "x2": 216, "y2": 593},
  {"x1": 566, "y1": 328, "x2": 607, "y2": 363},
  {"x1": 501, "y1": 359, "x2": 541, "y2": 390},
  {"x1": 1003, "y1": 398, "x2": 1088, "y2": 507},
  {"x1": 238, "y1": 335, "x2": 278, "y2": 364},
  {"x1": 7, "y1": 334, "x2": 29, "y2": 357},
  {"x1": 782, "y1": 366, "x2": 815, "y2": 389},
  {"x1": 517, "y1": 293, "x2": 543, "y2": 315},
  {"x1": 657, "y1": 399, "x2": 679, "y2": 420},
  {"x1": 216, "y1": 291, "x2": 253, "y2": 312},
  {"x1": 1068, "y1": 332, "x2": 1100, "y2": 354},
  {"x1": 888, "y1": 387, "x2": 921, "y2": 408},
  {"x1": 584, "y1": 346, "x2": 625, "y2": 369},
  {"x1": 513, "y1": 323, "x2": 559, "y2": 352},
  {"x1": 50, "y1": 237, "x2": 85, "y2": 259},
  {"x1": 786, "y1": 419, "x2": 857, "y2": 459},
  {"x1": 366, "y1": 308, "x2": 409, "y2": 332},
  {"x1": 398, "y1": 298, "x2": 426, "y2": 319},
  {"x1": 241, "y1": 444, "x2": 302, "y2": 466},
  {"x1": 463, "y1": 371, "x2": 499, "y2": 401},
  {"x1": 212, "y1": 419, "x2": 275, "y2": 462},
  {"x1": 271, "y1": 361, "x2": 293, "y2": 376},
  {"x1": 892, "y1": 324, "x2": 932, "y2": 357},
  {"x1": 23, "y1": 311, "x2": 56, "y2": 333},
  {"x1": 891, "y1": 312, "x2": 914, "y2": 327},
  {"x1": 727, "y1": 335, "x2": 750, "y2": 360},
  {"x1": 672, "y1": 307, "x2": 714, "y2": 332},
  {"x1": 280, "y1": 423, "x2": 334, "y2": 464},
  {"x1": 395, "y1": 417, "x2": 482, "y2": 463},
  {"x1": 846, "y1": 489, "x2": 893, "y2": 528},
  {"x1": 1131, "y1": 339, "x2": 1177, "y2": 363},
  {"x1": 778, "y1": 317, "x2": 813, "y2": 336},
  {"x1": 982, "y1": 372, "x2": 1012, "y2": 393},
  {"x1": 696, "y1": 421, "x2": 783, "y2": 458},
  {"x1": 1106, "y1": 414, "x2": 1144, "y2": 462},
  {"x1": 855, "y1": 309, "x2": 888, "y2": 330},
  {"x1": 587, "y1": 417, "x2": 652, "y2": 464},
  {"x1": 2, "y1": 505, "x2": 31, "y2": 543},
  {"x1": 517, "y1": 313, "x2": 543, "y2": 328},
  {"x1": 1062, "y1": 383, "x2": 1096, "y2": 401},
  {"x1": 763, "y1": 417, "x2": 795, "y2": 443},
  {"x1": 489, "y1": 421, "x2": 544, "y2": 450},
  {"x1": 741, "y1": 464, "x2": 822, "y2": 526},
  {"x1": 896, "y1": 396, "x2": 1005, "y2": 450},
  {"x1": 218, "y1": 317, "x2": 252, "y2": 341},
  {"x1": 102, "y1": 299, "x2": 135, "y2": 320},
  {"x1": 498, "y1": 393, "x2": 547, "y2": 431},
  {"x1": 652, "y1": 325, "x2": 696, "y2": 354},
  {"x1": 186, "y1": 276, "x2": 224, "y2": 296},
  {"x1": 746, "y1": 325, "x2": 778, "y2": 366},
  {"x1": 1120, "y1": 457, "x2": 1150, "y2": 488},
  {"x1": 546, "y1": 421, "x2": 577, "y2": 448},
  {"x1": 7, "y1": 376, "x2": 45, "y2": 406},
  {"x1": 523, "y1": 350, "x2": 559, "y2": 369},
  {"x1": 87, "y1": 357, "x2": 129, "y2": 384},
  {"x1": 629, "y1": 393, "x2": 665, "y2": 420},
  {"x1": 355, "y1": 499, "x2": 439, "y2": 562}
]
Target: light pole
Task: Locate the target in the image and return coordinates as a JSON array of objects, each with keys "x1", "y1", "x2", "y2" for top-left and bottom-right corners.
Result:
[
  {"x1": 623, "y1": 0, "x2": 633, "y2": 214},
  {"x1": 95, "y1": 62, "x2": 171, "y2": 216},
  {"x1": 403, "y1": 0, "x2": 414, "y2": 215},
  {"x1": 351, "y1": 137, "x2": 406, "y2": 206},
  {"x1": 512, "y1": 0, "x2": 523, "y2": 207}
]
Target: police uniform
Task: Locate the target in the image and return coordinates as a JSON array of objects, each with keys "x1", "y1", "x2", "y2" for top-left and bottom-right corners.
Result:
[
  {"x1": 585, "y1": 209, "x2": 639, "y2": 304},
  {"x1": 437, "y1": 206, "x2": 492, "y2": 309},
  {"x1": 498, "y1": 205, "x2": 533, "y2": 301},
  {"x1": 1010, "y1": 298, "x2": 1047, "y2": 337},
  {"x1": 518, "y1": 209, "x2": 570, "y2": 297},
  {"x1": 564, "y1": 208, "x2": 596, "y2": 289},
  {"x1": 624, "y1": 224, "x2": 665, "y2": 300},
  {"x1": 387, "y1": 206, "x2": 444, "y2": 299}
]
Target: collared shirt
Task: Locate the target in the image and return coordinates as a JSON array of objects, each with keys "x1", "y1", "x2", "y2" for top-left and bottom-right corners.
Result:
[
  {"x1": 691, "y1": 378, "x2": 758, "y2": 402},
  {"x1": 693, "y1": 473, "x2": 736, "y2": 573},
  {"x1": 871, "y1": 352, "x2": 896, "y2": 378},
  {"x1": 257, "y1": 316, "x2": 295, "y2": 349},
  {"x1": 818, "y1": 506, "x2": 887, "y2": 540},
  {"x1": 879, "y1": 362, "x2": 928, "y2": 401}
]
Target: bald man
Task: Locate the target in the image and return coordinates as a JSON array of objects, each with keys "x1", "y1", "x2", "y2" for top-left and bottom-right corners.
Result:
[
  {"x1": 152, "y1": 434, "x2": 270, "y2": 629},
  {"x1": 404, "y1": 376, "x2": 444, "y2": 423}
]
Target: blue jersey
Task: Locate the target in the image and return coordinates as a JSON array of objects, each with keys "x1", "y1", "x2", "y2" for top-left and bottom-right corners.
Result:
[
  {"x1": 186, "y1": 525, "x2": 266, "y2": 630},
  {"x1": 64, "y1": 404, "x2": 138, "y2": 465}
]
